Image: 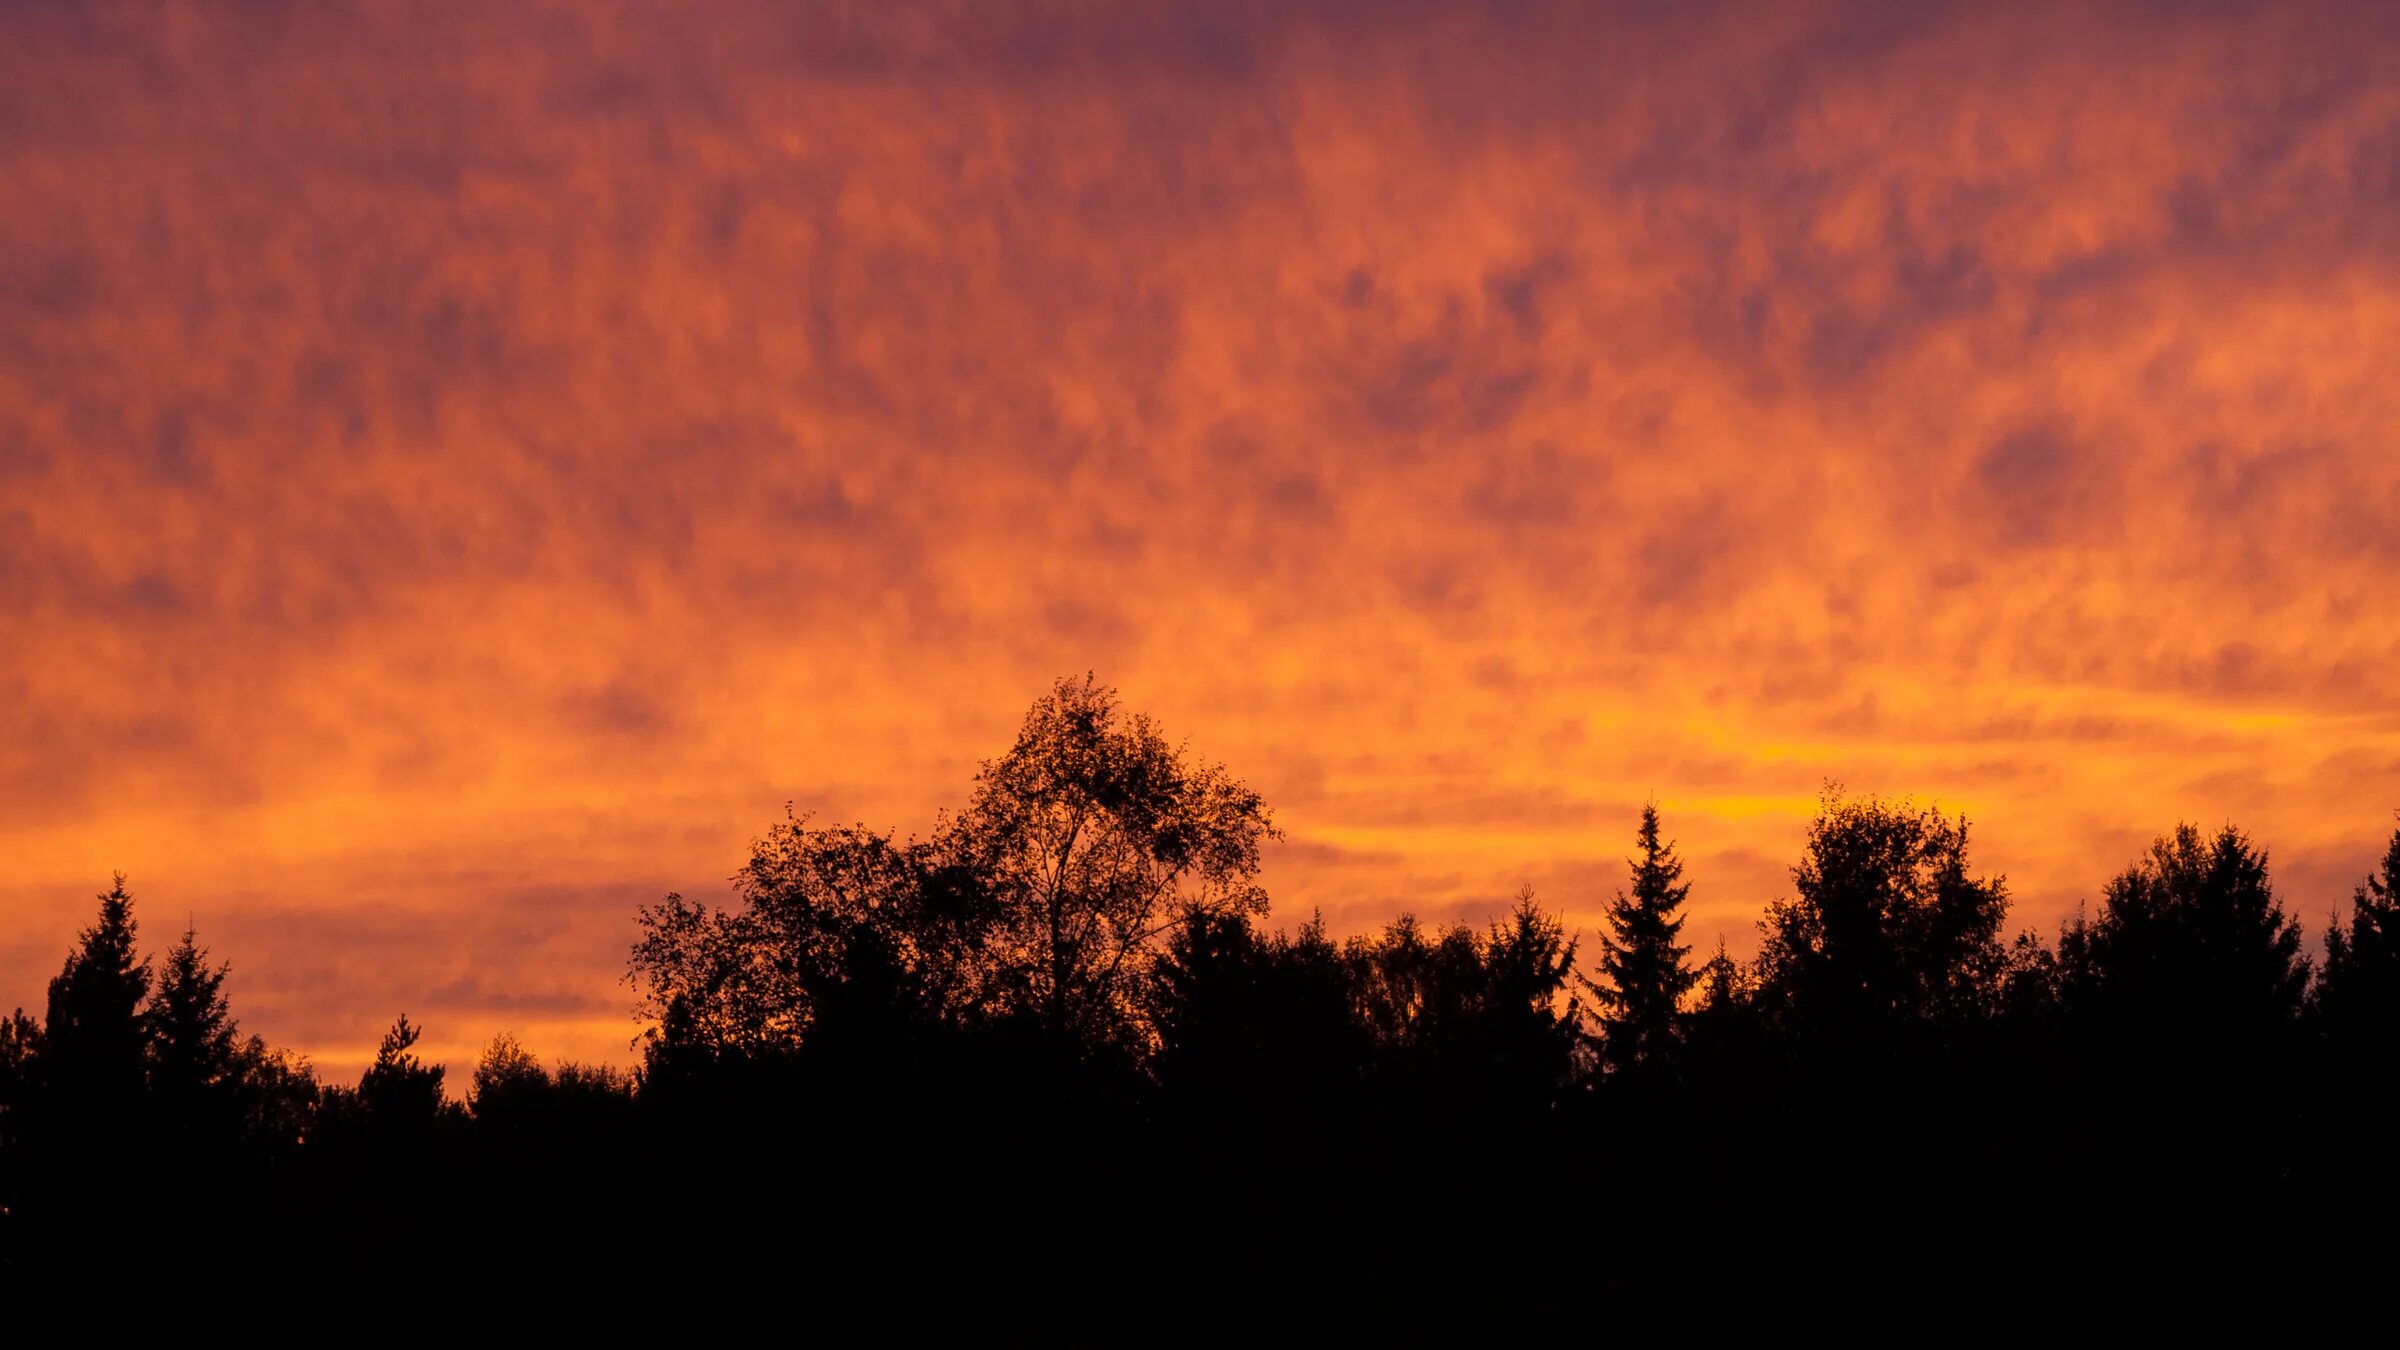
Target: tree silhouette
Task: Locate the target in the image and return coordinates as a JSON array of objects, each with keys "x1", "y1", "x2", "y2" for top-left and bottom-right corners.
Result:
[
  {"x1": 1586, "y1": 802, "x2": 1698, "y2": 1076},
  {"x1": 20, "y1": 682, "x2": 2400, "y2": 1308},
  {"x1": 356, "y1": 1014, "x2": 445, "y2": 1139},
  {"x1": 12, "y1": 876, "x2": 155, "y2": 1254},
  {"x1": 2321, "y1": 818, "x2": 2400, "y2": 1058},
  {"x1": 631, "y1": 820, "x2": 991, "y2": 1067},
  {"x1": 1677, "y1": 935, "x2": 1774, "y2": 1141},
  {"x1": 1344, "y1": 893, "x2": 1579, "y2": 1128},
  {"x1": 231, "y1": 1036, "x2": 318, "y2": 1159},
  {"x1": 2055, "y1": 822, "x2": 2310, "y2": 1205},
  {"x1": 147, "y1": 926, "x2": 243, "y2": 1150},
  {"x1": 0, "y1": 1007, "x2": 38, "y2": 1240},
  {"x1": 1148, "y1": 900, "x2": 1368, "y2": 1259},
  {"x1": 1151, "y1": 909, "x2": 1360, "y2": 1117},
  {"x1": 468, "y1": 1032, "x2": 550, "y2": 1121},
  {"x1": 2313, "y1": 818, "x2": 2400, "y2": 1216},
  {"x1": 1684, "y1": 936, "x2": 1758, "y2": 1060},
  {"x1": 2059, "y1": 823, "x2": 2309, "y2": 1057},
  {"x1": 633, "y1": 677, "x2": 1277, "y2": 1077},
  {"x1": 1754, "y1": 790, "x2": 2009, "y2": 1055},
  {"x1": 41, "y1": 876, "x2": 153, "y2": 1150},
  {"x1": 942, "y1": 674, "x2": 1278, "y2": 1052},
  {"x1": 1476, "y1": 891, "x2": 1583, "y2": 1108}
]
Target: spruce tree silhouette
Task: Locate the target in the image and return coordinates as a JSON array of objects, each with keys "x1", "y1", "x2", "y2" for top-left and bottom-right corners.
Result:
[
  {"x1": 40, "y1": 875, "x2": 151, "y2": 1124},
  {"x1": 146, "y1": 926, "x2": 243, "y2": 1153},
  {"x1": 2321, "y1": 818, "x2": 2400, "y2": 1063},
  {"x1": 1586, "y1": 802, "x2": 1698, "y2": 1077},
  {"x1": 30, "y1": 875, "x2": 154, "y2": 1247},
  {"x1": 1680, "y1": 934, "x2": 1770, "y2": 1099},
  {"x1": 1689, "y1": 937, "x2": 1752, "y2": 1041},
  {"x1": 1478, "y1": 891, "x2": 1583, "y2": 1111},
  {"x1": 2311, "y1": 818, "x2": 2400, "y2": 1242}
]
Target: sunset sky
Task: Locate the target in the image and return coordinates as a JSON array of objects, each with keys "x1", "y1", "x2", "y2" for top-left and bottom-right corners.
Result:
[{"x1": 5, "y1": 1, "x2": 2399, "y2": 1079}]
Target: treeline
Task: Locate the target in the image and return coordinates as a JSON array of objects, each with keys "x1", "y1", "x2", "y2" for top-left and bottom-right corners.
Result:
[{"x1": 4, "y1": 677, "x2": 2398, "y2": 1321}]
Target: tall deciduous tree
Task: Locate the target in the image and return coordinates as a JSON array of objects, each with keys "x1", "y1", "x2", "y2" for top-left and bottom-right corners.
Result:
[
  {"x1": 632, "y1": 819, "x2": 994, "y2": 1065},
  {"x1": 2053, "y1": 823, "x2": 2311, "y2": 1200},
  {"x1": 2059, "y1": 823, "x2": 2309, "y2": 1070},
  {"x1": 632, "y1": 678, "x2": 1275, "y2": 1065},
  {"x1": 1587, "y1": 803, "x2": 1698, "y2": 1075},
  {"x1": 941, "y1": 674, "x2": 1277, "y2": 1051},
  {"x1": 1754, "y1": 790, "x2": 2009, "y2": 1051}
]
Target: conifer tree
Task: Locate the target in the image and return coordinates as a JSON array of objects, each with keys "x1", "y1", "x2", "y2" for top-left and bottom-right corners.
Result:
[
  {"x1": 1695, "y1": 938, "x2": 1746, "y2": 1020},
  {"x1": 1587, "y1": 803, "x2": 1698, "y2": 1074},
  {"x1": 146, "y1": 926, "x2": 242, "y2": 1147},
  {"x1": 42, "y1": 875, "x2": 152, "y2": 1143},
  {"x1": 358, "y1": 1014, "x2": 446, "y2": 1138},
  {"x1": 2318, "y1": 820, "x2": 2400, "y2": 1064}
]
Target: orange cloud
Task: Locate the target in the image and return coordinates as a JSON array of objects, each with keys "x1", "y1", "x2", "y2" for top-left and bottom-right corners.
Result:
[{"x1": 5, "y1": 1, "x2": 2398, "y2": 1077}]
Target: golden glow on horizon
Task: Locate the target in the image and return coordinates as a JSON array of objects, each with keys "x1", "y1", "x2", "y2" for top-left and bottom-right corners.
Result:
[{"x1": 4, "y1": 2, "x2": 2398, "y2": 1078}]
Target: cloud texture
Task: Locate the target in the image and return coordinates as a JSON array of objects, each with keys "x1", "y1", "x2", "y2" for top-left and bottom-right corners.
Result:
[{"x1": 5, "y1": 0, "x2": 2399, "y2": 1074}]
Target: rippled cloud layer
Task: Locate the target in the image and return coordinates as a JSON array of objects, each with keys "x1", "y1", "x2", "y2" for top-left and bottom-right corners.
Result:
[{"x1": 5, "y1": 1, "x2": 2398, "y2": 1074}]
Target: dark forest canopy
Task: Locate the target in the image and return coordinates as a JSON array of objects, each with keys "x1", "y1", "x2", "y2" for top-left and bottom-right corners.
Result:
[{"x1": 5, "y1": 676, "x2": 2399, "y2": 1318}]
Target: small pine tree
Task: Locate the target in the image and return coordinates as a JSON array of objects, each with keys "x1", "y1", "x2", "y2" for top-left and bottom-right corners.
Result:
[
  {"x1": 1586, "y1": 803, "x2": 1698, "y2": 1075},
  {"x1": 1695, "y1": 937, "x2": 1747, "y2": 1018},
  {"x1": 358, "y1": 1014, "x2": 445, "y2": 1139},
  {"x1": 147, "y1": 926, "x2": 242, "y2": 1145},
  {"x1": 1685, "y1": 939, "x2": 1748, "y2": 1053}
]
